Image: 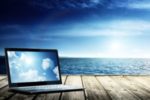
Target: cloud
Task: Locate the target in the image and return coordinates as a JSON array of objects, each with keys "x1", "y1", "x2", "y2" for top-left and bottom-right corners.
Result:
[
  {"x1": 21, "y1": 19, "x2": 150, "y2": 42},
  {"x1": 19, "y1": 53, "x2": 34, "y2": 65},
  {"x1": 108, "y1": 0, "x2": 150, "y2": 10},
  {"x1": 28, "y1": 0, "x2": 107, "y2": 9},
  {"x1": 8, "y1": 52, "x2": 36, "y2": 75},
  {"x1": 128, "y1": 2, "x2": 150, "y2": 10},
  {"x1": 0, "y1": 24, "x2": 34, "y2": 41},
  {"x1": 8, "y1": 51, "x2": 17, "y2": 58},
  {"x1": 8, "y1": 51, "x2": 21, "y2": 69},
  {"x1": 42, "y1": 58, "x2": 53, "y2": 70},
  {"x1": 7, "y1": 52, "x2": 47, "y2": 82},
  {"x1": 49, "y1": 19, "x2": 150, "y2": 37},
  {"x1": 7, "y1": 52, "x2": 48, "y2": 83},
  {"x1": 10, "y1": 52, "x2": 33, "y2": 68},
  {"x1": 19, "y1": 69, "x2": 46, "y2": 82},
  {"x1": 16, "y1": 0, "x2": 150, "y2": 10},
  {"x1": 53, "y1": 66, "x2": 59, "y2": 79},
  {"x1": 20, "y1": 53, "x2": 28, "y2": 62},
  {"x1": 91, "y1": 0, "x2": 101, "y2": 4}
]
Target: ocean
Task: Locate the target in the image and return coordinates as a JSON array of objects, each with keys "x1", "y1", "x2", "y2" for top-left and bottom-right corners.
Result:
[
  {"x1": 60, "y1": 58, "x2": 150, "y2": 75},
  {"x1": 1, "y1": 56, "x2": 150, "y2": 75}
]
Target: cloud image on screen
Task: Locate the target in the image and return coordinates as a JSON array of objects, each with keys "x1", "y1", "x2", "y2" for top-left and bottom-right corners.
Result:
[{"x1": 7, "y1": 51, "x2": 60, "y2": 83}]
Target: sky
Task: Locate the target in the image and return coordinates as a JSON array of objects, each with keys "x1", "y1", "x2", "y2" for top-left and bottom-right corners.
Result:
[
  {"x1": 7, "y1": 51, "x2": 59, "y2": 83},
  {"x1": 1, "y1": 0, "x2": 150, "y2": 58}
]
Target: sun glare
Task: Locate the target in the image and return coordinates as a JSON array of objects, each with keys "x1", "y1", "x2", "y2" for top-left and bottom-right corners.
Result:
[
  {"x1": 25, "y1": 57, "x2": 33, "y2": 65},
  {"x1": 20, "y1": 53, "x2": 34, "y2": 65},
  {"x1": 110, "y1": 42, "x2": 121, "y2": 51}
]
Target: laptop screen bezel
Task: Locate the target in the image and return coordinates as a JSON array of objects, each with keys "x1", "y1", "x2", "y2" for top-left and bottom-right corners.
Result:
[{"x1": 5, "y1": 48, "x2": 62, "y2": 87}]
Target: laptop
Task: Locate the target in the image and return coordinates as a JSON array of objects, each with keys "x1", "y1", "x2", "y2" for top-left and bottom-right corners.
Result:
[{"x1": 5, "y1": 48, "x2": 84, "y2": 94}]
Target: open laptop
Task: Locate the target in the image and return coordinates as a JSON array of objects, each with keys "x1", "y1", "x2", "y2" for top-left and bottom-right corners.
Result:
[{"x1": 5, "y1": 48, "x2": 84, "y2": 94}]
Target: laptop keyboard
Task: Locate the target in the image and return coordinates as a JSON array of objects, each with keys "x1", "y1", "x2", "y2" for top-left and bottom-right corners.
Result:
[{"x1": 16, "y1": 85, "x2": 77, "y2": 91}]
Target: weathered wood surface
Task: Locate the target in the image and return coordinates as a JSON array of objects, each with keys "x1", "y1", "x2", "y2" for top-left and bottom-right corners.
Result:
[{"x1": 0, "y1": 75, "x2": 150, "y2": 100}]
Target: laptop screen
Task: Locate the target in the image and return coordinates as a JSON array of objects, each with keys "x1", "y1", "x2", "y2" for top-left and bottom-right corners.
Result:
[{"x1": 5, "y1": 48, "x2": 62, "y2": 87}]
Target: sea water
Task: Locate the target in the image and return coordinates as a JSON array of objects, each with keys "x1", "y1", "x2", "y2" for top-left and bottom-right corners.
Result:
[
  {"x1": 1, "y1": 57, "x2": 150, "y2": 75},
  {"x1": 60, "y1": 58, "x2": 150, "y2": 75}
]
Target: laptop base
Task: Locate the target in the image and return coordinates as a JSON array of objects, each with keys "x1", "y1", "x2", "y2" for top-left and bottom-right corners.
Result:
[{"x1": 9, "y1": 85, "x2": 85, "y2": 94}]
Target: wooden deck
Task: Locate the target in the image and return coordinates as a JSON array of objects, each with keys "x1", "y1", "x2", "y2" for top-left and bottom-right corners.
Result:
[{"x1": 0, "y1": 75, "x2": 150, "y2": 100}]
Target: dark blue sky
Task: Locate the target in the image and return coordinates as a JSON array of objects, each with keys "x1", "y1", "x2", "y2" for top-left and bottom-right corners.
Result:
[{"x1": 1, "y1": 0, "x2": 150, "y2": 58}]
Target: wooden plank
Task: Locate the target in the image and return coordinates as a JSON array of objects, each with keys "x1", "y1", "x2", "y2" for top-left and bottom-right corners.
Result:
[
  {"x1": 0, "y1": 88, "x2": 15, "y2": 100},
  {"x1": 0, "y1": 75, "x2": 150, "y2": 100},
  {"x1": 0, "y1": 76, "x2": 15, "y2": 100},
  {"x1": 111, "y1": 76, "x2": 150, "y2": 100},
  {"x1": 97, "y1": 76, "x2": 140, "y2": 100},
  {"x1": 141, "y1": 76, "x2": 150, "y2": 81},
  {"x1": 0, "y1": 76, "x2": 67, "y2": 100},
  {"x1": 0, "y1": 78, "x2": 8, "y2": 89},
  {"x1": 0, "y1": 76, "x2": 7, "y2": 80},
  {"x1": 61, "y1": 75, "x2": 85, "y2": 100},
  {"x1": 126, "y1": 76, "x2": 150, "y2": 92},
  {"x1": 82, "y1": 76, "x2": 111, "y2": 100},
  {"x1": 34, "y1": 76, "x2": 67, "y2": 100},
  {"x1": 135, "y1": 76, "x2": 150, "y2": 85},
  {"x1": 0, "y1": 86, "x2": 16, "y2": 100},
  {"x1": 8, "y1": 93, "x2": 35, "y2": 100}
]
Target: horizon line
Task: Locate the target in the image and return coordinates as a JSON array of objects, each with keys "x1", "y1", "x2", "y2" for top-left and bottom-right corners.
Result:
[
  {"x1": 1, "y1": 55, "x2": 150, "y2": 59},
  {"x1": 1, "y1": 52, "x2": 150, "y2": 59}
]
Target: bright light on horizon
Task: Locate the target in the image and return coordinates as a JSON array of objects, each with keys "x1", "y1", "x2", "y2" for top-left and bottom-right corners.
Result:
[
  {"x1": 110, "y1": 42, "x2": 122, "y2": 52},
  {"x1": 59, "y1": 52, "x2": 150, "y2": 58},
  {"x1": 59, "y1": 40, "x2": 150, "y2": 58}
]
